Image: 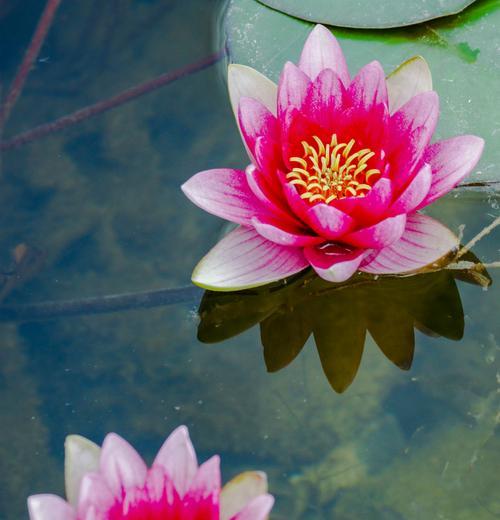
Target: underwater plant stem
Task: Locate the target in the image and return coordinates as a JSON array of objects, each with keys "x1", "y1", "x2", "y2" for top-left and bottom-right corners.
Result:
[
  {"x1": 0, "y1": 285, "x2": 202, "y2": 322},
  {"x1": 0, "y1": 0, "x2": 62, "y2": 128},
  {"x1": 0, "y1": 50, "x2": 224, "y2": 151}
]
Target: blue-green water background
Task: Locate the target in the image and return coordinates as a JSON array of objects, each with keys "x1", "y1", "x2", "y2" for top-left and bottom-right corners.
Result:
[{"x1": 0, "y1": 1, "x2": 499, "y2": 518}]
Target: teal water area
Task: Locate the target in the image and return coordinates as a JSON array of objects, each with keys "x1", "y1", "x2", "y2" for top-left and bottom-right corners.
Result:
[{"x1": 0, "y1": 1, "x2": 499, "y2": 518}]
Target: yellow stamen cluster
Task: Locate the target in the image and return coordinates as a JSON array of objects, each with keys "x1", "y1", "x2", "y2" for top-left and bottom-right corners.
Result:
[{"x1": 286, "y1": 134, "x2": 381, "y2": 204}]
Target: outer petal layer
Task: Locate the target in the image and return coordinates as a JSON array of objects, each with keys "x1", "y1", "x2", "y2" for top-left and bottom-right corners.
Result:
[
  {"x1": 234, "y1": 494, "x2": 275, "y2": 520},
  {"x1": 221, "y1": 471, "x2": 269, "y2": 520},
  {"x1": 182, "y1": 169, "x2": 266, "y2": 227},
  {"x1": 386, "y1": 56, "x2": 432, "y2": 114},
  {"x1": 28, "y1": 495, "x2": 76, "y2": 520},
  {"x1": 361, "y1": 213, "x2": 459, "y2": 274},
  {"x1": 192, "y1": 226, "x2": 308, "y2": 291},
  {"x1": 65, "y1": 435, "x2": 100, "y2": 507},
  {"x1": 419, "y1": 135, "x2": 485, "y2": 208}
]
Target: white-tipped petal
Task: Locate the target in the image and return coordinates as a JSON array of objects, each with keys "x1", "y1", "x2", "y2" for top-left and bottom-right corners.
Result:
[
  {"x1": 221, "y1": 471, "x2": 268, "y2": 520},
  {"x1": 386, "y1": 56, "x2": 432, "y2": 114},
  {"x1": 228, "y1": 64, "x2": 277, "y2": 118},
  {"x1": 64, "y1": 435, "x2": 101, "y2": 507}
]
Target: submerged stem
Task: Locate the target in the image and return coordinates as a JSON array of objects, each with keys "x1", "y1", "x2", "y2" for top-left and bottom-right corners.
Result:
[{"x1": 0, "y1": 50, "x2": 224, "y2": 151}]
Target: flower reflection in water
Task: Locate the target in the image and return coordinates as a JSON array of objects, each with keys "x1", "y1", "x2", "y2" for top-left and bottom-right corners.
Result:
[{"x1": 197, "y1": 251, "x2": 490, "y2": 393}]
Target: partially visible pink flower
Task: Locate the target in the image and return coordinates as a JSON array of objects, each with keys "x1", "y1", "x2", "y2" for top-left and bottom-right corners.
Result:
[
  {"x1": 182, "y1": 25, "x2": 484, "y2": 290},
  {"x1": 28, "y1": 426, "x2": 273, "y2": 520}
]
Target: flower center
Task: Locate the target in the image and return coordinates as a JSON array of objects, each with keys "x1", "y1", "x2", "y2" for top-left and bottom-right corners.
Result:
[{"x1": 286, "y1": 134, "x2": 381, "y2": 204}]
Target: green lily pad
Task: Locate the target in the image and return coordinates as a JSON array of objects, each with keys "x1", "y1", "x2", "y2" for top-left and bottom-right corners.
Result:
[
  {"x1": 222, "y1": 0, "x2": 500, "y2": 185},
  {"x1": 256, "y1": 0, "x2": 478, "y2": 29}
]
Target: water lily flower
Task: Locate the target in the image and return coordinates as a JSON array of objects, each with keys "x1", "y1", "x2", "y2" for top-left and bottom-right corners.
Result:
[
  {"x1": 27, "y1": 426, "x2": 274, "y2": 520},
  {"x1": 182, "y1": 25, "x2": 484, "y2": 290}
]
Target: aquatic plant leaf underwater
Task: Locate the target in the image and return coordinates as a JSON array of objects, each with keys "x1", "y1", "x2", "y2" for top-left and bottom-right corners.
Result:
[
  {"x1": 182, "y1": 25, "x2": 484, "y2": 290},
  {"x1": 27, "y1": 426, "x2": 273, "y2": 520},
  {"x1": 198, "y1": 255, "x2": 490, "y2": 393}
]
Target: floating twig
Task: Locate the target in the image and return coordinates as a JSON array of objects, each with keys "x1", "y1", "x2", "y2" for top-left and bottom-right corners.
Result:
[
  {"x1": 0, "y1": 50, "x2": 224, "y2": 151},
  {"x1": 456, "y1": 215, "x2": 500, "y2": 260},
  {"x1": 0, "y1": 0, "x2": 62, "y2": 128}
]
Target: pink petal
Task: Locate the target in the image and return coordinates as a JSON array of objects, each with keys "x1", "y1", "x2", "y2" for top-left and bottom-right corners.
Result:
[
  {"x1": 304, "y1": 203, "x2": 356, "y2": 240},
  {"x1": 304, "y1": 244, "x2": 366, "y2": 283},
  {"x1": 277, "y1": 61, "x2": 309, "y2": 119},
  {"x1": 221, "y1": 472, "x2": 269, "y2": 520},
  {"x1": 419, "y1": 135, "x2": 485, "y2": 208},
  {"x1": 77, "y1": 473, "x2": 115, "y2": 516},
  {"x1": 28, "y1": 495, "x2": 76, "y2": 520},
  {"x1": 361, "y1": 213, "x2": 459, "y2": 274},
  {"x1": 303, "y1": 68, "x2": 345, "y2": 129},
  {"x1": 342, "y1": 214, "x2": 406, "y2": 249},
  {"x1": 182, "y1": 168, "x2": 268, "y2": 227},
  {"x1": 386, "y1": 56, "x2": 433, "y2": 114},
  {"x1": 188, "y1": 455, "x2": 221, "y2": 500},
  {"x1": 347, "y1": 61, "x2": 388, "y2": 110},
  {"x1": 233, "y1": 494, "x2": 275, "y2": 520},
  {"x1": 246, "y1": 165, "x2": 301, "y2": 227},
  {"x1": 238, "y1": 97, "x2": 278, "y2": 161},
  {"x1": 192, "y1": 226, "x2": 308, "y2": 291},
  {"x1": 388, "y1": 91, "x2": 439, "y2": 188},
  {"x1": 298, "y1": 25, "x2": 350, "y2": 85},
  {"x1": 331, "y1": 178, "x2": 393, "y2": 224},
  {"x1": 252, "y1": 217, "x2": 323, "y2": 247},
  {"x1": 253, "y1": 135, "x2": 282, "y2": 175},
  {"x1": 153, "y1": 425, "x2": 198, "y2": 498},
  {"x1": 388, "y1": 163, "x2": 432, "y2": 216},
  {"x1": 100, "y1": 434, "x2": 148, "y2": 496}
]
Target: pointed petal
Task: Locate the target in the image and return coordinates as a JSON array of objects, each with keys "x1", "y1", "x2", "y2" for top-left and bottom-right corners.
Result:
[
  {"x1": 361, "y1": 213, "x2": 459, "y2": 274},
  {"x1": 304, "y1": 203, "x2": 356, "y2": 240},
  {"x1": 28, "y1": 495, "x2": 76, "y2": 520},
  {"x1": 304, "y1": 244, "x2": 365, "y2": 283},
  {"x1": 303, "y1": 68, "x2": 345, "y2": 129},
  {"x1": 233, "y1": 494, "x2": 275, "y2": 520},
  {"x1": 182, "y1": 168, "x2": 267, "y2": 227},
  {"x1": 153, "y1": 425, "x2": 198, "y2": 498},
  {"x1": 388, "y1": 91, "x2": 439, "y2": 187},
  {"x1": 419, "y1": 135, "x2": 485, "y2": 208},
  {"x1": 228, "y1": 64, "x2": 277, "y2": 117},
  {"x1": 347, "y1": 61, "x2": 388, "y2": 110},
  {"x1": 330, "y1": 178, "x2": 393, "y2": 224},
  {"x1": 343, "y1": 214, "x2": 406, "y2": 249},
  {"x1": 299, "y1": 25, "x2": 349, "y2": 85},
  {"x1": 245, "y1": 165, "x2": 301, "y2": 227},
  {"x1": 100, "y1": 433, "x2": 147, "y2": 496},
  {"x1": 238, "y1": 97, "x2": 278, "y2": 161},
  {"x1": 188, "y1": 455, "x2": 221, "y2": 500},
  {"x1": 278, "y1": 62, "x2": 309, "y2": 119},
  {"x1": 221, "y1": 471, "x2": 268, "y2": 520},
  {"x1": 77, "y1": 473, "x2": 115, "y2": 516},
  {"x1": 192, "y1": 226, "x2": 308, "y2": 291},
  {"x1": 65, "y1": 435, "x2": 101, "y2": 507},
  {"x1": 386, "y1": 56, "x2": 432, "y2": 114},
  {"x1": 388, "y1": 163, "x2": 432, "y2": 216},
  {"x1": 252, "y1": 217, "x2": 323, "y2": 247}
]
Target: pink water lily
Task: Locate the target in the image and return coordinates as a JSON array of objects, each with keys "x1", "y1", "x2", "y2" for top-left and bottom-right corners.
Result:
[
  {"x1": 182, "y1": 25, "x2": 484, "y2": 290},
  {"x1": 27, "y1": 426, "x2": 274, "y2": 520}
]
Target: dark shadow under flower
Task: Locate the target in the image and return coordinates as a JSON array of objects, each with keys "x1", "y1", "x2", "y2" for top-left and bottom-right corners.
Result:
[{"x1": 198, "y1": 251, "x2": 490, "y2": 393}]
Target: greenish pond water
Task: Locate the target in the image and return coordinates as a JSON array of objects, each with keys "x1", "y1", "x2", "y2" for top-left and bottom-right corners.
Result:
[{"x1": 0, "y1": 1, "x2": 498, "y2": 519}]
